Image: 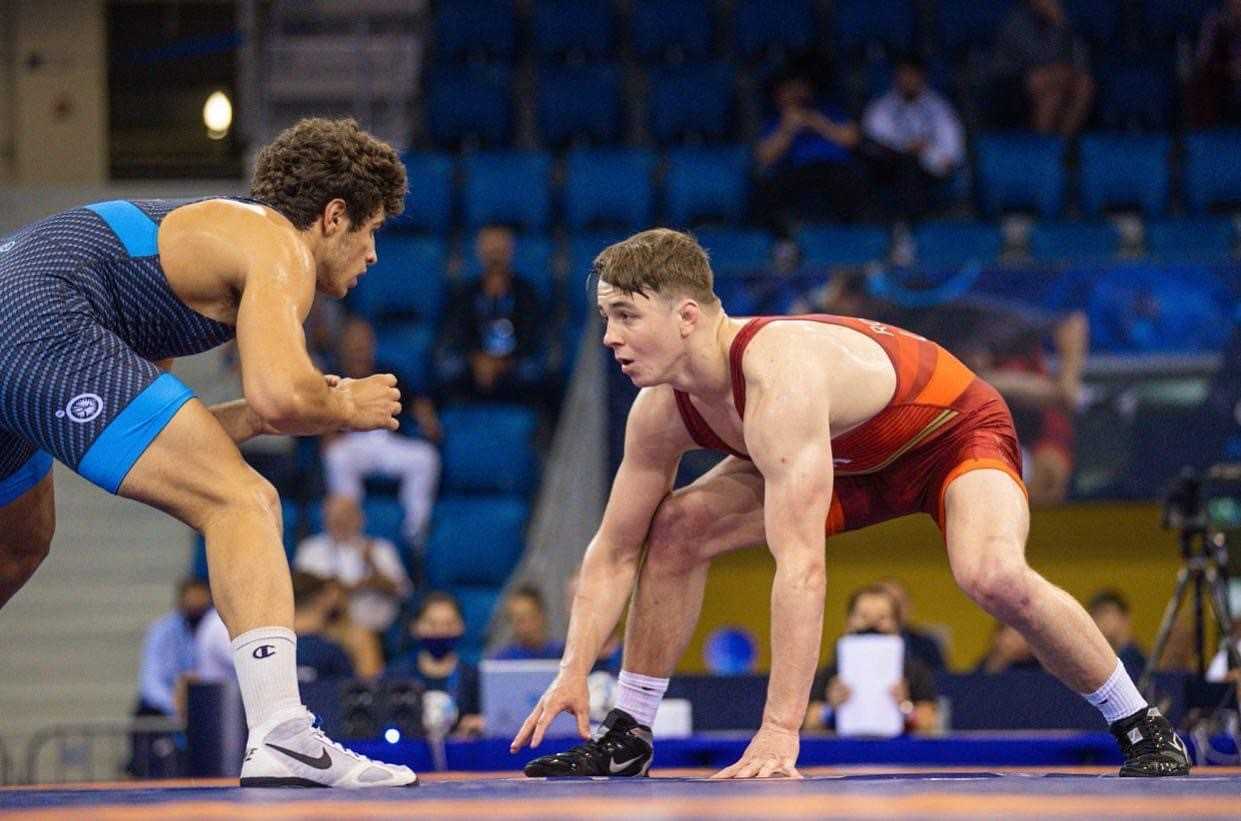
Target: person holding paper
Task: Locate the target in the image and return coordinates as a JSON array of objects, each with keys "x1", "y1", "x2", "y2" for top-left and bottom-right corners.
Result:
[{"x1": 804, "y1": 585, "x2": 939, "y2": 735}]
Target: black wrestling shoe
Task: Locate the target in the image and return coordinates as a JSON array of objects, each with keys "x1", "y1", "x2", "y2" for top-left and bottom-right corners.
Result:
[
  {"x1": 523, "y1": 708, "x2": 653, "y2": 777},
  {"x1": 1110, "y1": 707, "x2": 1191, "y2": 777}
]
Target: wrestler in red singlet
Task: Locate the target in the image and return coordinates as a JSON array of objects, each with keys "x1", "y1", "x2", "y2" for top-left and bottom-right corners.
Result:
[{"x1": 673, "y1": 314, "x2": 1026, "y2": 536}]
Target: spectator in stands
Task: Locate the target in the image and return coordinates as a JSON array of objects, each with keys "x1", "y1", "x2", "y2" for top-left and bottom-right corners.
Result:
[
  {"x1": 804, "y1": 584, "x2": 939, "y2": 734},
  {"x1": 860, "y1": 54, "x2": 965, "y2": 222},
  {"x1": 133, "y1": 577, "x2": 212, "y2": 721},
  {"x1": 386, "y1": 591, "x2": 483, "y2": 737},
  {"x1": 435, "y1": 224, "x2": 547, "y2": 404},
  {"x1": 1189, "y1": 0, "x2": 1241, "y2": 127},
  {"x1": 751, "y1": 64, "x2": 874, "y2": 234},
  {"x1": 322, "y1": 316, "x2": 440, "y2": 546},
  {"x1": 876, "y1": 577, "x2": 948, "y2": 672},
  {"x1": 291, "y1": 571, "x2": 355, "y2": 684},
  {"x1": 975, "y1": 622, "x2": 1043, "y2": 673},
  {"x1": 491, "y1": 584, "x2": 564, "y2": 661},
  {"x1": 294, "y1": 494, "x2": 412, "y2": 646},
  {"x1": 191, "y1": 606, "x2": 234, "y2": 685},
  {"x1": 1088, "y1": 590, "x2": 1147, "y2": 680},
  {"x1": 991, "y1": 0, "x2": 1095, "y2": 136},
  {"x1": 127, "y1": 578, "x2": 210, "y2": 776}
]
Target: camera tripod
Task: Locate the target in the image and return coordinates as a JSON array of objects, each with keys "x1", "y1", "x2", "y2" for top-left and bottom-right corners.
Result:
[{"x1": 1139, "y1": 519, "x2": 1239, "y2": 697}]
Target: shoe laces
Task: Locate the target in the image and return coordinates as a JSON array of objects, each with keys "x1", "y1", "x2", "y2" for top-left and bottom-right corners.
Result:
[
  {"x1": 306, "y1": 713, "x2": 380, "y2": 767},
  {"x1": 1126, "y1": 715, "x2": 1179, "y2": 759}
]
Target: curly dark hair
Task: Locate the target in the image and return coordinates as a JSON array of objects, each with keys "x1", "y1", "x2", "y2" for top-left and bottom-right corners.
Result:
[{"x1": 250, "y1": 117, "x2": 407, "y2": 230}]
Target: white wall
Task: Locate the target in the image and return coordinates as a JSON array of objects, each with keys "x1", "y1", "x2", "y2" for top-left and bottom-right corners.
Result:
[{"x1": 11, "y1": 0, "x2": 107, "y2": 183}]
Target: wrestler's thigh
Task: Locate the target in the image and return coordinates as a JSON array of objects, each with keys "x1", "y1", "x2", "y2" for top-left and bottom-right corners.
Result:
[
  {"x1": 660, "y1": 455, "x2": 767, "y2": 561},
  {"x1": 942, "y1": 468, "x2": 1031, "y2": 576}
]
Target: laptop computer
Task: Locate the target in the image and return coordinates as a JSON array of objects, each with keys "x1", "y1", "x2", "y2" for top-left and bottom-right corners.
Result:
[{"x1": 479, "y1": 659, "x2": 578, "y2": 739}]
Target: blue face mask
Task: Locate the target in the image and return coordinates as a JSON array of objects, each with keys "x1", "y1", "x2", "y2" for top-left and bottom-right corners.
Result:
[{"x1": 421, "y1": 635, "x2": 461, "y2": 660}]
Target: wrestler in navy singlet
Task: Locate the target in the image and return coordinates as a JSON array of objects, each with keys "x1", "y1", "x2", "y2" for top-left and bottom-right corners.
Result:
[{"x1": 0, "y1": 198, "x2": 240, "y2": 502}]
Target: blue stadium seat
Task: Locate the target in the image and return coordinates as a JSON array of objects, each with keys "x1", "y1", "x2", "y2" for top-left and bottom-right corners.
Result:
[
  {"x1": 460, "y1": 234, "x2": 556, "y2": 308},
  {"x1": 393, "y1": 152, "x2": 453, "y2": 233},
  {"x1": 913, "y1": 221, "x2": 1002, "y2": 270},
  {"x1": 1143, "y1": 0, "x2": 1212, "y2": 47},
  {"x1": 351, "y1": 234, "x2": 447, "y2": 323},
  {"x1": 734, "y1": 0, "x2": 816, "y2": 61},
  {"x1": 424, "y1": 496, "x2": 530, "y2": 588},
  {"x1": 1096, "y1": 60, "x2": 1175, "y2": 131},
  {"x1": 440, "y1": 404, "x2": 539, "y2": 494},
  {"x1": 1064, "y1": 0, "x2": 1121, "y2": 47},
  {"x1": 1027, "y1": 221, "x2": 1121, "y2": 264},
  {"x1": 975, "y1": 133, "x2": 1067, "y2": 218},
  {"x1": 693, "y1": 228, "x2": 774, "y2": 278},
  {"x1": 1184, "y1": 130, "x2": 1241, "y2": 214},
  {"x1": 630, "y1": 0, "x2": 713, "y2": 62},
  {"x1": 664, "y1": 146, "x2": 750, "y2": 227},
  {"x1": 373, "y1": 322, "x2": 437, "y2": 395},
  {"x1": 798, "y1": 224, "x2": 890, "y2": 268},
  {"x1": 648, "y1": 62, "x2": 734, "y2": 145},
  {"x1": 426, "y1": 65, "x2": 512, "y2": 147},
  {"x1": 1087, "y1": 265, "x2": 1232, "y2": 354},
  {"x1": 832, "y1": 0, "x2": 915, "y2": 56},
  {"x1": 936, "y1": 0, "x2": 1014, "y2": 56},
  {"x1": 362, "y1": 496, "x2": 406, "y2": 548},
  {"x1": 568, "y1": 231, "x2": 630, "y2": 282},
  {"x1": 462, "y1": 151, "x2": 553, "y2": 232},
  {"x1": 1078, "y1": 134, "x2": 1170, "y2": 217},
  {"x1": 433, "y1": 0, "x2": 516, "y2": 63},
  {"x1": 452, "y1": 586, "x2": 502, "y2": 662},
  {"x1": 565, "y1": 149, "x2": 656, "y2": 231},
  {"x1": 537, "y1": 64, "x2": 622, "y2": 146},
  {"x1": 532, "y1": 0, "x2": 614, "y2": 61},
  {"x1": 1145, "y1": 217, "x2": 1235, "y2": 262}
]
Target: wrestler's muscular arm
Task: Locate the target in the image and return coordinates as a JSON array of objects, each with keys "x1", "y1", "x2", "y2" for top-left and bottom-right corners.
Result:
[
  {"x1": 511, "y1": 387, "x2": 687, "y2": 751},
  {"x1": 714, "y1": 333, "x2": 833, "y2": 780},
  {"x1": 166, "y1": 202, "x2": 399, "y2": 436}
]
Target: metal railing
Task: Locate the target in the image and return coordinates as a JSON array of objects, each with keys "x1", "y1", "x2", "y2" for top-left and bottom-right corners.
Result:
[{"x1": 23, "y1": 717, "x2": 184, "y2": 785}]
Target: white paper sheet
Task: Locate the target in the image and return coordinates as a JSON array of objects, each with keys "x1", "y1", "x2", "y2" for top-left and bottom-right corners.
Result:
[{"x1": 834, "y1": 634, "x2": 905, "y2": 738}]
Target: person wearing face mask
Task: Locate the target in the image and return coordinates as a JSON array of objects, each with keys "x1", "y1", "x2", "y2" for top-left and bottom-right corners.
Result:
[
  {"x1": 803, "y1": 584, "x2": 939, "y2": 735},
  {"x1": 860, "y1": 54, "x2": 964, "y2": 223},
  {"x1": 386, "y1": 592, "x2": 483, "y2": 738},
  {"x1": 128, "y1": 578, "x2": 211, "y2": 775},
  {"x1": 134, "y1": 577, "x2": 213, "y2": 721}
]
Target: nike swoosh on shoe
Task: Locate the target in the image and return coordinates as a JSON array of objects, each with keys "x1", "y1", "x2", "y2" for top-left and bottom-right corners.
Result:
[
  {"x1": 266, "y1": 742, "x2": 333, "y2": 770},
  {"x1": 609, "y1": 755, "x2": 643, "y2": 774}
]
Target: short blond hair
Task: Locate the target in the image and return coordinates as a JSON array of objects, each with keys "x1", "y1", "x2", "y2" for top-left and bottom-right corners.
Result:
[{"x1": 593, "y1": 228, "x2": 718, "y2": 306}]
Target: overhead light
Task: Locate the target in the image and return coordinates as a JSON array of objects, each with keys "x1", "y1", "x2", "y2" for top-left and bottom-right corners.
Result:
[{"x1": 203, "y1": 90, "x2": 232, "y2": 140}]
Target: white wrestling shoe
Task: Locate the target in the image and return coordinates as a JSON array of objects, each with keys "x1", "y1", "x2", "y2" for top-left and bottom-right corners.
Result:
[{"x1": 239, "y1": 709, "x2": 418, "y2": 788}]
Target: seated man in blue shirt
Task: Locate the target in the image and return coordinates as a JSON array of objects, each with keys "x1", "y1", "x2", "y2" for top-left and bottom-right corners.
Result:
[
  {"x1": 751, "y1": 64, "x2": 876, "y2": 234},
  {"x1": 290, "y1": 572, "x2": 355, "y2": 684},
  {"x1": 129, "y1": 577, "x2": 211, "y2": 776},
  {"x1": 387, "y1": 591, "x2": 483, "y2": 737},
  {"x1": 134, "y1": 577, "x2": 212, "y2": 719},
  {"x1": 491, "y1": 584, "x2": 564, "y2": 661}
]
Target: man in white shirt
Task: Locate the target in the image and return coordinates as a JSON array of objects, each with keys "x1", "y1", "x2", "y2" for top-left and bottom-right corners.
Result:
[
  {"x1": 861, "y1": 54, "x2": 965, "y2": 222},
  {"x1": 293, "y1": 494, "x2": 412, "y2": 634}
]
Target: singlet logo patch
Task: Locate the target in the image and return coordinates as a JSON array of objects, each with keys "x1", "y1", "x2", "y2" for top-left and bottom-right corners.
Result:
[{"x1": 57, "y1": 393, "x2": 104, "y2": 424}]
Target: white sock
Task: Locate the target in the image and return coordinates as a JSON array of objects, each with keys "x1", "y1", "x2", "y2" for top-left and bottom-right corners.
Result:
[
  {"x1": 1083, "y1": 658, "x2": 1148, "y2": 725},
  {"x1": 231, "y1": 626, "x2": 303, "y2": 730},
  {"x1": 615, "y1": 670, "x2": 669, "y2": 728}
]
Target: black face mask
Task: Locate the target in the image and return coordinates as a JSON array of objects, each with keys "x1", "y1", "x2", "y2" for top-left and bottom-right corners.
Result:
[
  {"x1": 851, "y1": 627, "x2": 887, "y2": 636},
  {"x1": 420, "y1": 635, "x2": 461, "y2": 660},
  {"x1": 183, "y1": 610, "x2": 208, "y2": 631},
  {"x1": 326, "y1": 606, "x2": 346, "y2": 624}
]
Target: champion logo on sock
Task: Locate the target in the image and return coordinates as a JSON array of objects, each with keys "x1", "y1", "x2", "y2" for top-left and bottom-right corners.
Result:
[{"x1": 252, "y1": 645, "x2": 276, "y2": 659}]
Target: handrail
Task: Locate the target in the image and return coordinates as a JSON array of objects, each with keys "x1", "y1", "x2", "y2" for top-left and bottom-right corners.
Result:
[{"x1": 23, "y1": 717, "x2": 184, "y2": 785}]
